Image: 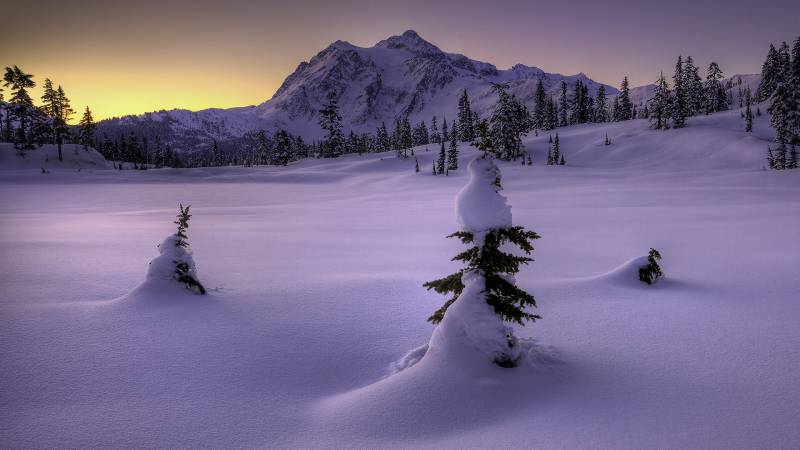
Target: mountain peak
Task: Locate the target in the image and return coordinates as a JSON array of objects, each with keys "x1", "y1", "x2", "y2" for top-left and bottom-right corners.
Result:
[{"x1": 374, "y1": 30, "x2": 442, "y2": 55}]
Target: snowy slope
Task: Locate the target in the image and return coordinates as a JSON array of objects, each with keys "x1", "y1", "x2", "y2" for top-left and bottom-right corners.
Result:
[
  {"x1": 0, "y1": 143, "x2": 112, "y2": 171},
  {"x1": 2, "y1": 107, "x2": 799, "y2": 449},
  {"x1": 97, "y1": 30, "x2": 617, "y2": 153}
]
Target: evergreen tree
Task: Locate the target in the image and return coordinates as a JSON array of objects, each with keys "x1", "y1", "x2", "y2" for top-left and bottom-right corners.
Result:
[
  {"x1": 442, "y1": 117, "x2": 450, "y2": 143},
  {"x1": 757, "y1": 43, "x2": 780, "y2": 102},
  {"x1": 788, "y1": 36, "x2": 800, "y2": 147},
  {"x1": 638, "y1": 248, "x2": 664, "y2": 285},
  {"x1": 551, "y1": 133, "x2": 561, "y2": 165},
  {"x1": 558, "y1": 81, "x2": 569, "y2": 127},
  {"x1": 436, "y1": 140, "x2": 446, "y2": 174},
  {"x1": 430, "y1": 116, "x2": 440, "y2": 144},
  {"x1": 769, "y1": 42, "x2": 793, "y2": 153},
  {"x1": 767, "y1": 145, "x2": 776, "y2": 169},
  {"x1": 595, "y1": 85, "x2": 608, "y2": 123},
  {"x1": 533, "y1": 79, "x2": 547, "y2": 129},
  {"x1": 649, "y1": 72, "x2": 671, "y2": 130},
  {"x1": 489, "y1": 83, "x2": 532, "y2": 160},
  {"x1": 683, "y1": 56, "x2": 704, "y2": 115},
  {"x1": 672, "y1": 56, "x2": 688, "y2": 128},
  {"x1": 745, "y1": 87, "x2": 753, "y2": 132},
  {"x1": 3, "y1": 66, "x2": 36, "y2": 149},
  {"x1": 447, "y1": 128, "x2": 459, "y2": 170},
  {"x1": 611, "y1": 96, "x2": 621, "y2": 121},
  {"x1": 77, "y1": 106, "x2": 96, "y2": 149},
  {"x1": 171, "y1": 204, "x2": 206, "y2": 294},
  {"x1": 415, "y1": 157, "x2": 420, "y2": 172},
  {"x1": 457, "y1": 89, "x2": 475, "y2": 141},
  {"x1": 318, "y1": 94, "x2": 343, "y2": 158},
  {"x1": 377, "y1": 122, "x2": 391, "y2": 152},
  {"x1": 273, "y1": 129, "x2": 292, "y2": 165},
  {"x1": 787, "y1": 145, "x2": 798, "y2": 169},
  {"x1": 559, "y1": 153, "x2": 565, "y2": 165},
  {"x1": 617, "y1": 76, "x2": 633, "y2": 120},
  {"x1": 705, "y1": 62, "x2": 726, "y2": 114}
]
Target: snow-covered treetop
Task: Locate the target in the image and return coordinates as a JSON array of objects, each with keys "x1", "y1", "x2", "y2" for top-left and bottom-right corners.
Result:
[{"x1": 455, "y1": 157, "x2": 512, "y2": 233}]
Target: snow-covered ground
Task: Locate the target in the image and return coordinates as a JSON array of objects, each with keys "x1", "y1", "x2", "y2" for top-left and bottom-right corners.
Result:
[{"x1": 1, "y1": 107, "x2": 799, "y2": 449}]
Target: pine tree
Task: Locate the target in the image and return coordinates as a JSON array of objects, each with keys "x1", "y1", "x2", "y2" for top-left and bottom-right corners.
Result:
[
  {"x1": 533, "y1": 79, "x2": 547, "y2": 129},
  {"x1": 318, "y1": 94, "x2": 343, "y2": 158},
  {"x1": 672, "y1": 56, "x2": 688, "y2": 128},
  {"x1": 649, "y1": 72, "x2": 671, "y2": 130},
  {"x1": 617, "y1": 76, "x2": 633, "y2": 121},
  {"x1": 423, "y1": 125, "x2": 541, "y2": 367},
  {"x1": 430, "y1": 116, "x2": 440, "y2": 144},
  {"x1": 377, "y1": 122, "x2": 390, "y2": 152},
  {"x1": 705, "y1": 62, "x2": 726, "y2": 114},
  {"x1": 489, "y1": 83, "x2": 532, "y2": 160},
  {"x1": 769, "y1": 42, "x2": 793, "y2": 153},
  {"x1": 447, "y1": 128, "x2": 459, "y2": 170},
  {"x1": 274, "y1": 129, "x2": 292, "y2": 165},
  {"x1": 767, "y1": 145, "x2": 775, "y2": 169},
  {"x1": 457, "y1": 89, "x2": 475, "y2": 141},
  {"x1": 683, "y1": 56, "x2": 704, "y2": 115},
  {"x1": 595, "y1": 85, "x2": 608, "y2": 123},
  {"x1": 442, "y1": 117, "x2": 449, "y2": 143},
  {"x1": 171, "y1": 204, "x2": 206, "y2": 294},
  {"x1": 559, "y1": 153, "x2": 565, "y2": 165},
  {"x1": 558, "y1": 81, "x2": 569, "y2": 127},
  {"x1": 745, "y1": 87, "x2": 753, "y2": 132},
  {"x1": 436, "y1": 140, "x2": 446, "y2": 174},
  {"x1": 638, "y1": 248, "x2": 664, "y2": 285},
  {"x1": 415, "y1": 157, "x2": 420, "y2": 172},
  {"x1": 757, "y1": 43, "x2": 780, "y2": 102},
  {"x1": 77, "y1": 106, "x2": 96, "y2": 149},
  {"x1": 3, "y1": 66, "x2": 36, "y2": 149},
  {"x1": 788, "y1": 36, "x2": 800, "y2": 147},
  {"x1": 551, "y1": 133, "x2": 561, "y2": 165}
]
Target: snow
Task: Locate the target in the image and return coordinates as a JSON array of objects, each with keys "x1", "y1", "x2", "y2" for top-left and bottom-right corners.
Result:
[
  {"x1": 2, "y1": 107, "x2": 800, "y2": 448},
  {"x1": 0, "y1": 143, "x2": 112, "y2": 171},
  {"x1": 455, "y1": 157, "x2": 511, "y2": 232}
]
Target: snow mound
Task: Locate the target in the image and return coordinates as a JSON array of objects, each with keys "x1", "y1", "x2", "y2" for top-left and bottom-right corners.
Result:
[
  {"x1": 0, "y1": 143, "x2": 112, "y2": 171},
  {"x1": 125, "y1": 234, "x2": 206, "y2": 303},
  {"x1": 427, "y1": 271, "x2": 519, "y2": 366},
  {"x1": 587, "y1": 255, "x2": 656, "y2": 287},
  {"x1": 455, "y1": 157, "x2": 511, "y2": 232}
]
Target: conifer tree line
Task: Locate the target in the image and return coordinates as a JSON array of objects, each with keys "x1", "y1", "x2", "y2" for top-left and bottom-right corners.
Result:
[
  {"x1": 645, "y1": 56, "x2": 733, "y2": 130},
  {"x1": 1, "y1": 66, "x2": 96, "y2": 159},
  {"x1": 757, "y1": 36, "x2": 800, "y2": 170}
]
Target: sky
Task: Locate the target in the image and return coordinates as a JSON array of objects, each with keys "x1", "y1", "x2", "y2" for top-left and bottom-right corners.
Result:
[{"x1": 2, "y1": 0, "x2": 798, "y2": 122}]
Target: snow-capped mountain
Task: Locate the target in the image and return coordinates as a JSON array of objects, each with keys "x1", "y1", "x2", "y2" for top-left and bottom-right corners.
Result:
[{"x1": 97, "y1": 30, "x2": 618, "y2": 153}]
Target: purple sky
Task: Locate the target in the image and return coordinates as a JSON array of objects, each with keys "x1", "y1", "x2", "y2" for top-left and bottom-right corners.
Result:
[{"x1": 4, "y1": 0, "x2": 798, "y2": 118}]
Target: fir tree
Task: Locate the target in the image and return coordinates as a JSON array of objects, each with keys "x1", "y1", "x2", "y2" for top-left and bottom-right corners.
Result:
[
  {"x1": 533, "y1": 79, "x2": 547, "y2": 129},
  {"x1": 745, "y1": 87, "x2": 753, "y2": 133},
  {"x1": 551, "y1": 133, "x2": 561, "y2": 165},
  {"x1": 705, "y1": 62, "x2": 726, "y2": 114},
  {"x1": 423, "y1": 126, "x2": 541, "y2": 367},
  {"x1": 78, "y1": 106, "x2": 96, "y2": 149},
  {"x1": 436, "y1": 141, "x2": 446, "y2": 174},
  {"x1": 171, "y1": 204, "x2": 206, "y2": 295},
  {"x1": 559, "y1": 153, "x2": 565, "y2": 165},
  {"x1": 757, "y1": 43, "x2": 780, "y2": 102},
  {"x1": 441, "y1": 117, "x2": 450, "y2": 143},
  {"x1": 769, "y1": 42, "x2": 793, "y2": 153},
  {"x1": 53, "y1": 86, "x2": 74, "y2": 160},
  {"x1": 3, "y1": 66, "x2": 36, "y2": 149},
  {"x1": 671, "y1": 56, "x2": 688, "y2": 128},
  {"x1": 447, "y1": 128, "x2": 459, "y2": 171},
  {"x1": 430, "y1": 116, "x2": 440, "y2": 144},
  {"x1": 489, "y1": 83, "x2": 532, "y2": 160},
  {"x1": 595, "y1": 85, "x2": 608, "y2": 123},
  {"x1": 617, "y1": 76, "x2": 633, "y2": 121},
  {"x1": 638, "y1": 248, "x2": 664, "y2": 285},
  {"x1": 415, "y1": 157, "x2": 420, "y2": 173},
  {"x1": 457, "y1": 89, "x2": 475, "y2": 141},
  {"x1": 683, "y1": 56, "x2": 704, "y2": 115},
  {"x1": 274, "y1": 129, "x2": 292, "y2": 165},
  {"x1": 558, "y1": 81, "x2": 569, "y2": 127},
  {"x1": 649, "y1": 72, "x2": 671, "y2": 130},
  {"x1": 377, "y1": 122, "x2": 391, "y2": 152},
  {"x1": 318, "y1": 94, "x2": 343, "y2": 158}
]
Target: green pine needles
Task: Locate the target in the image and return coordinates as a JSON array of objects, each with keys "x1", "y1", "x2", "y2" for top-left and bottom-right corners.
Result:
[
  {"x1": 423, "y1": 226, "x2": 541, "y2": 325},
  {"x1": 173, "y1": 204, "x2": 206, "y2": 295},
  {"x1": 638, "y1": 248, "x2": 664, "y2": 285}
]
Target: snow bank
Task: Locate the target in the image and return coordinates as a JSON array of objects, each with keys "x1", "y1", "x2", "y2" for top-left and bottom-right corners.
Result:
[{"x1": 0, "y1": 143, "x2": 112, "y2": 171}]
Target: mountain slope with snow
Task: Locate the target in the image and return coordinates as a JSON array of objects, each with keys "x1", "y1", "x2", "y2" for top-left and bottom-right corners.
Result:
[{"x1": 97, "y1": 30, "x2": 618, "y2": 153}]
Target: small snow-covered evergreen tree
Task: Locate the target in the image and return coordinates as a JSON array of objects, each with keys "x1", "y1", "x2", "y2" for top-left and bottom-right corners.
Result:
[
  {"x1": 423, "y1": 123, "x2": 541, "y2": 367},
  {"x1": 672, "y1": 56, "x2": 688, "y2": 128},
  {"x1": 595, "y1": 85, "x2": 608, "y2": 123},
  {"x1": 145, "y1": 204, "x2": 206, "y2": 295},
  {"x1": 649, "y1": 72, "x2": 671, "y2": 130},
  {"x1": 617, "y1": 76, "x2": 633, "y2": 121},
  {"x1": 638, "y1": 248, "x2": 664, "y2": 285},
  {"x1": 436, "y1": 141, "x2": 446, "y2": 174},
  {"x1": 457, "y1": 89, "x2": 475, "y2": 142},
  {"x1": 447, "y1": 129, "x2": 459, "y2": 171},
  {"x1": 78, "y1": 106, "x2": 96, "y2": 149},
  {"x1": 558, "y1": 81, "x2": 569, "y2": 127},
  {"x1": 318, "y1": 94, "x2": 343, "y2": 158},
  {"x1": 745, "y1": 87, "x2": 753, "y2": 133}
]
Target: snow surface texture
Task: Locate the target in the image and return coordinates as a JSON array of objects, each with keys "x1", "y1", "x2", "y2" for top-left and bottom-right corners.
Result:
[{"x1": 1, "y1": 107, "x2": 800, "y2": 448}]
